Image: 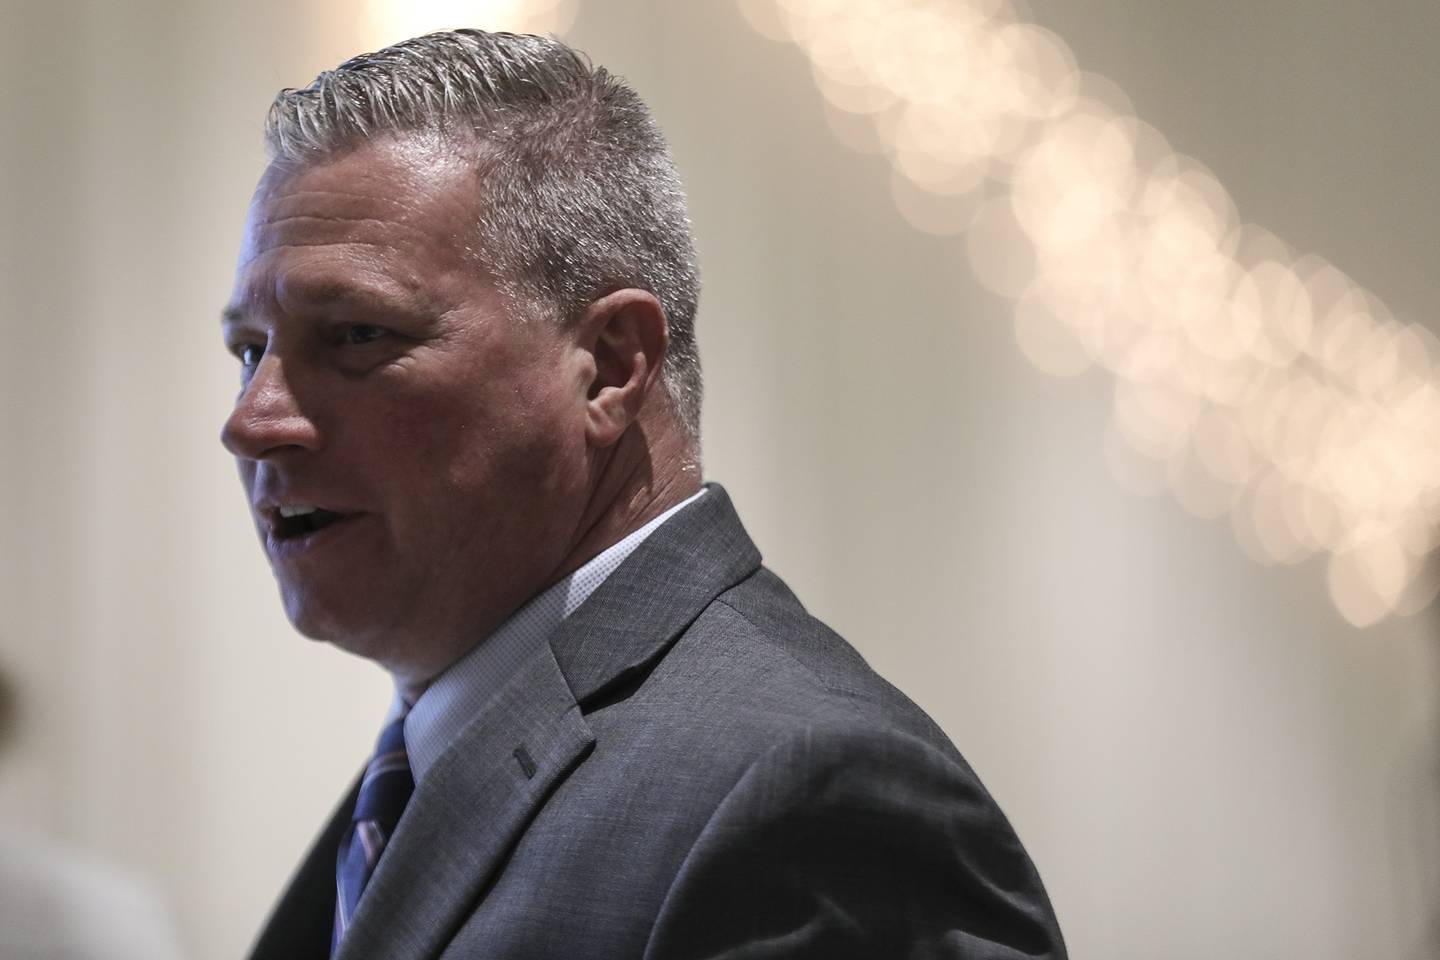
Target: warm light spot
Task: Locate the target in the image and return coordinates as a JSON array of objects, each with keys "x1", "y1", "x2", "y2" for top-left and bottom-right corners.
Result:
[
  {"x1": 1013, "y1": 296, "x2": 1092, "y2": 378},
  {"x1": 1248, "y1": 471, "x2": 1310, "y2": 564},
  {"x1": 965, "y1": 196, "x2": 1036, "y2": 297},
  {"x1": 889, "y1": 171, "x2": 985, "y2": 235},
  {"x1": 1395, "y1": 551, "x2": 1440, "y2": 617},
  {"x1": 1328, "y1": 537, "x2": 1408, "y2": 627},
  {"x1": 1112, "y1": 380, "x2": 1202, "y2": 459},
  {"x1": 1230, "y1": 223, "x2": 1295, "y2": 270},
  {"x1": 1274, "y1": 375, "x2": 1331, "y2": 467},
  {"x1": 1316, "y1": 293, "x2": 1374, "y2": 379},
  {"x1": 1244, "y1": 260, "x2": 1313, "y2": 367},
  {"x1": 1393, "y1": 380, "x2": 1440, "y2": 449},
  {"x1": 814, "y1": 69, "x2": 900, "y2": 116},
  {"x1": 1392, "y1": 324, "x2": 1438, "y2": 388},
  {"x1": 1192, "y1": 409, "x2": 1255, "y2": 485},
  {"x1": 991, "y1": 23, "x2": 1080, "y2": 120},
  {"x1": 1139, "y1": 160, "x2": 1235, "y2": 255},
  {"x1": 888, "y1": 103, "x2": 997, "y2": 194},
  {"x1": 821, "y1": 100, "x2": 888, "y2": 154},
  {"x1": 736, "y1": 0, "x2": 794, "y2": 42},
  {"x1": 1353, "y1": 322, "x2": 1403, "y2": 397},
  {"x1": 1290, "y1": 482, "x2": 1339, "y2": 552},
  {"x1": 1167, "y1": 445, "x2": 1240, "y2": 520},
  {"x1": 1195, "y1": 349, "x2": 1255, "y2": 405},
  {"x1": 1184, "y1": 258, "x2": 1255, "y2": 363},
  {"x1": 1027, "y1": 280, "x2": 1111, "y2": 362},
  {"x1": 1012, "y1": 108, "x2": 1136, "y2": 245},
  {"x1": 362, "y1": 0, "x2": 575, "y2": 43},
  {"x1": 1396, "y1": 512, "x2": 1440, "y2": 558},
  {"x1": 1297, "y1": 255, "x2": 1350, "y2": 296}
]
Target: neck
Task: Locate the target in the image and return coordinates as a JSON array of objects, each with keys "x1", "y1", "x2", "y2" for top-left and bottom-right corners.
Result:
[
  {"x1": 381, "y1": 410, "x2": 701, "y2": 693},
  {"x1": 556, "y1": 411, "x2": 702, "y2": 584}
]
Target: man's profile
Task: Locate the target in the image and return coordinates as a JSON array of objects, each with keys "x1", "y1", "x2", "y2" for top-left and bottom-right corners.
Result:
[{"x1": 223, "y1": 29, "x2": 1066, "y2": 960}]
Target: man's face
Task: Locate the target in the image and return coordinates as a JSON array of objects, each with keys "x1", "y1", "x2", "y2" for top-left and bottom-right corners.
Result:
[{"x1": 221, "y1": 136, "x2": 593, "y2": 683}]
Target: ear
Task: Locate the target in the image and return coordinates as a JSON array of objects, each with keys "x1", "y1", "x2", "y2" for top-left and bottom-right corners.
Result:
[{"x1": 576, "y1": 288, "x2": 669, "y2": 448}]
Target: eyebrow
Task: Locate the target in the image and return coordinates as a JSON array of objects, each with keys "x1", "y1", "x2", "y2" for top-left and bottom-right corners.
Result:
[{"x1": 221, "y1": 280, "x2": 428, "y2": 325}]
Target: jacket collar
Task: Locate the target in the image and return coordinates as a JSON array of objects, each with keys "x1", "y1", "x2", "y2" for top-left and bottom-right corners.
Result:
[{"x1": 548, "y1": 482, "x2": 763, "y2": 706}]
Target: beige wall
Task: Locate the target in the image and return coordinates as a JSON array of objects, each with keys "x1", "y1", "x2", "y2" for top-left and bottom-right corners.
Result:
[{"x1": 2, "y1": 2, "x2": 1435, "y2": 958}]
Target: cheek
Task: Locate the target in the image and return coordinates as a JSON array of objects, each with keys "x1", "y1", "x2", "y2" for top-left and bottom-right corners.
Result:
[
  {"x1": 353, "y1": 382, "x2": 474, "y2": 462},
  {"x1": 359, "y1": 348, "x2": 588, "y2": 506}
]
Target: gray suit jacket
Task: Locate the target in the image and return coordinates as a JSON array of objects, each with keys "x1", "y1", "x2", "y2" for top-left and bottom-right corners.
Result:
[{"x1": 250, "y1": 485, "x2": 1067, "y2": 959}]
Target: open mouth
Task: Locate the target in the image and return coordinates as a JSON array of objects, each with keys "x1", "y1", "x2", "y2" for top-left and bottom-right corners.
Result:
[{"x1": 274, "y1": 506, "x2": 351, "y2": 541}]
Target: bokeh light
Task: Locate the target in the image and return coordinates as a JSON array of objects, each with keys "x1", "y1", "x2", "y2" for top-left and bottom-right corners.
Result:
[
  {"x1": 362, "y1": 0, "x2": 577, "y2": 45},
  {"x1": 741, "y1": 0, "x2": 1440, "y2": 627}
]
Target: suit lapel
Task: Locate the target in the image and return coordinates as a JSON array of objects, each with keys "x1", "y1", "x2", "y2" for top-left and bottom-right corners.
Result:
[{"x1": 334, "y1": 639, "x2": 594, "y2": 960}]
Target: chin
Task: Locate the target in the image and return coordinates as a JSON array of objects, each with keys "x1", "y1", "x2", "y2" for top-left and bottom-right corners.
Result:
[
  {"x1": 284, "y1": 591, "x2": 379, "y2": 650},
  {"x1": 283, "y1": 591, "x2": 430, "y2": 680}
]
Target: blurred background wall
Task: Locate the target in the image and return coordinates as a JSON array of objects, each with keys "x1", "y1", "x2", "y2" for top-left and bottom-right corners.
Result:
[{"x1": 1, "y1": 1, "x2": 1436, "y2": 958}]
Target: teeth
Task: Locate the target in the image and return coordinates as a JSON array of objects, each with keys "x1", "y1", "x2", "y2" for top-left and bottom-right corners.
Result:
[{"x1": 279, "y1": 504, "x2": 318, "y2": 518}]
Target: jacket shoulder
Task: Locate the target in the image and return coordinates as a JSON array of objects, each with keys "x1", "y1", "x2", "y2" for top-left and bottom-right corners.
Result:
[
  {"x1": 641, "y1": 720, "x2": 1068, "y2": 959},
  {"x1": 647, "y1": 565, "x2": 960, "y2": 755}
]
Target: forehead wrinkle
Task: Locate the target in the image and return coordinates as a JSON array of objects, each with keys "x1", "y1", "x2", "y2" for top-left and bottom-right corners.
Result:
[
  {"x1": 245, "y1": 204, "x2": 471, "y2": 274},
  {"x1": 257, "y1": 184, "x2": 450, "y2": 223},
  {"x1": 284, "y1": 270, "x2": 432, "y2": 313},
  {"x1": 251, "y1": 214, "x2": 450, "y2": 247},
  {"x1": 228, "y1": 252, "x2": 420, "y2": 317},
  {"x1": 231, "y1": 245, "x2": 467, "y2": 330},
  {"x1": 263, "y1": 262, "x2": 424, "y2": 317},
  {"x1": 235, "y1": 235, "x2": 388, "y2": 282},
  {"x1": 238, "y1": 220, "x2": 467, "y2": 289}
]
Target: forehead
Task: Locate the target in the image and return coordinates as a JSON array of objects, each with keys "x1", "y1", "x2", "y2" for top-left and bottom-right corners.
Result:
[{"x1": 236, "y1": 136, "x2": 482, "y2": 297}]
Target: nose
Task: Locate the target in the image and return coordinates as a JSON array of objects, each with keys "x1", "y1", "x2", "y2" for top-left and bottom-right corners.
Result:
[{"x1": 220, "y1": 353, "x2": 322, "y2": 459}]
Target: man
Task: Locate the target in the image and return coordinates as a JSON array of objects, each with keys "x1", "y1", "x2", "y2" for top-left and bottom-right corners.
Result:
[{"x1": 223, "y1": 29, "x2": 1066, "y2": 960}]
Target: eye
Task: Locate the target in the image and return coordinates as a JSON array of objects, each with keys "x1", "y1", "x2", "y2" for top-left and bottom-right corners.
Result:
[
  {"x1": 342, "y1": 323, "x2": 388, "y2": 346},
  {"x1": 235, "y1": 343, "x2": 264, "y2": 368}
]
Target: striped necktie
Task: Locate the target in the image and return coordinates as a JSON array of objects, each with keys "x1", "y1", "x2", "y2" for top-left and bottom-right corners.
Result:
[{"x1": 332, "y1": 711, "x2": 415, "y2": 955}]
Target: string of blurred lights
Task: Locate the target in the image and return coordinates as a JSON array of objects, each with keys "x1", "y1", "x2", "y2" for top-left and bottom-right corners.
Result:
[{"x1": 738, "y1": 0, "x2": 1440, "y2": 627}]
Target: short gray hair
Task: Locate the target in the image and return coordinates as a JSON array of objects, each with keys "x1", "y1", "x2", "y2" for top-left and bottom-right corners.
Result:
[{"x1": 265, "y1": 30, "x2": 703, "y2": 438}]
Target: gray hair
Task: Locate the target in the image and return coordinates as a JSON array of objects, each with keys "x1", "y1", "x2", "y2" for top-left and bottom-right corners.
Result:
[{"x1": 264, "y1": 30, "x2": 703, "y2": 438}]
